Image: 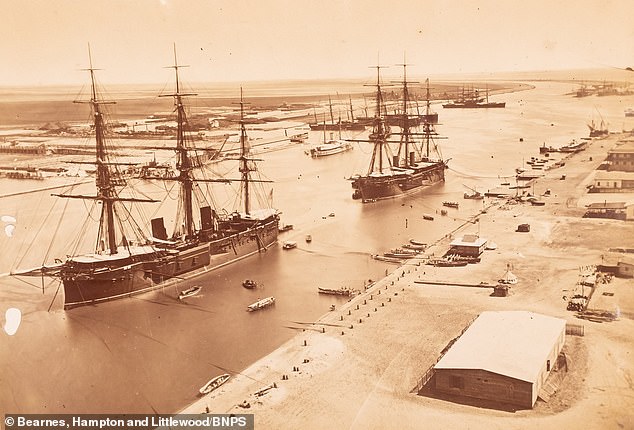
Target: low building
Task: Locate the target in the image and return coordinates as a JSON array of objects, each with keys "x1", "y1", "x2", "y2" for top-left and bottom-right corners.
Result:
[
  {"x1": 607, "y1": 142, "x2": 634, "y2": 172},
  {"x1": 583, "y1": 202, "x2": 631, "y2": 220},
  {"x1": 618, "y1": 259, "x2": 634, "y2": 278},
  {"x1": 448, "y1": 234, "x2": 487, "y2": 257},
  {"x1": 591, "y1": 171, "x2": 634, "y2": 192},
  {"x1": 434, "y1": 311, "x2": 566, "y2": 409}
]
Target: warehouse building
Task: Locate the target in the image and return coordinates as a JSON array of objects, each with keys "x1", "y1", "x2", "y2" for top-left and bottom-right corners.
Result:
[{"x1": 434, "y1": 311, "x2": 566, "y2": 409}]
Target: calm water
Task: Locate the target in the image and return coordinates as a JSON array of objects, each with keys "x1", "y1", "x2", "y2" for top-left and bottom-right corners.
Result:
[{"x1": 1, "y1": 79, "x2": 633, "y2": 414}]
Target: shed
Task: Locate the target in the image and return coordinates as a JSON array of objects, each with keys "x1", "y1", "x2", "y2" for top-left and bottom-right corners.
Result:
[
  {"x1": 448, "y1": 234, "x2": 488, "y2": 257},
  {"x1": 583, "y1": 202, "x2": 627, "y2": 220},
  {"x1": 617, "y1": 256, "x2": 634, "y2": 278},
  {"x1": 434, "y1": 311, "x2": 566, "y2": 409}
]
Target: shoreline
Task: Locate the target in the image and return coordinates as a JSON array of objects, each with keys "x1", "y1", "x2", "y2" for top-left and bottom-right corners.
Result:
[{"x1": 179, "y1": 132, "x2": 634, "y2": 429}]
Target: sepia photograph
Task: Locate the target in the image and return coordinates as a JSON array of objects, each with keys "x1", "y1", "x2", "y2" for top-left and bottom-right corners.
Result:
[{"x1": 1, "y1": 1, "x2": 633, "y2": 428}]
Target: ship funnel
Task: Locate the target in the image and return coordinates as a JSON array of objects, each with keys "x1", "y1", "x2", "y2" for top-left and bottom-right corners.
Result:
[
  {"x1": 200, "y1": 206, "x2": 214, "y2": 231},
  {"x1": 151, "y1": 218, "x2": 168, "y2": 240}
]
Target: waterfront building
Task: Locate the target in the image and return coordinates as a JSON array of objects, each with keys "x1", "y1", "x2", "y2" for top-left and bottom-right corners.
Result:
[{"x1": 433, "y1": 311, "x2": 566, "y2": 409}]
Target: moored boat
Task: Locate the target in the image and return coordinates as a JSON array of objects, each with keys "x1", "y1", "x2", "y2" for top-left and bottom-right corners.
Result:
[
  {"x1": 318, "y1": 286, "x2": 357, "y2": 296},
  {"x1": 310, "y1": 138, "x2": 353, "y2": 157},
  {"x1": 588, "y1": 118, "x2": 608, "y2": 138},
  {"x1": 282, "y1": 241, "x2": 297, "y2": 250},
  {"x1": 442, "y1": 201, "x2": 459, "y2": 208},
  {"x1": 463, "y1": 191, "x2": 484, "y2": 200},
  {"x1": 178, "y1": 285, "x2": 202, "y2": 300},
  {"x1": 442, "y1": 86, "x2": 505, "y2": 109},
  {"x1": 247, "y1": 296, "x2": 276, "y2": 312},
  {"x1": 11, "y1": 48, "x2": 280, "y2": 310},
  {"x1": 242, "y1": 279, "x2": 258, "y2": 289},
  {"x1": 350, "y1": 64, "x2": 446, "y2": 202},
  {"x1": 199, "y1": 373, "x2": 230, "y2": 395},
  {"x1": 557, "y1": 139, "x2": 587, "y2": 153},
  {"x1": 402, "y1": 243, "x2": 426, "y2": 251},
  {"x1": 426, "y1": 259, "x2": 469, "y2": 267}
]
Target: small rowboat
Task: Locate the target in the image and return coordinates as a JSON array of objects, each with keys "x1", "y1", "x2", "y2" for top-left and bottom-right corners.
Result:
[
  {"x1": 247, "y1": 296, "x2": 276, "y2": 312},
  {"x1": 199, "y1": 373, "x2": 230, "y2": 395},
  {"x1": 178, "y1": 286, "x2": 202, "y2": 300},
  {"x1": 242, "y1": 279, "x2": 258, "y2": 289},
  {"x1": 283, "y1": 241, "x2": 297, "y2": 249}
]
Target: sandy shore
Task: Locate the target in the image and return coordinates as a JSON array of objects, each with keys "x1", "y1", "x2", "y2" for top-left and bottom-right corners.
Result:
[{"x1": 180, "y1": 132, "x2": 634, "y2": 429}]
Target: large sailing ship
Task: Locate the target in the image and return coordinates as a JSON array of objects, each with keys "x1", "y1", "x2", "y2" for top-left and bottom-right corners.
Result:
[
  {"x1": 308, "y1": 96, "x2": 366, "y2": 131},
  {"x1": 13, "y1": 48, "x2": 279, "y2": 309},
  {"x1": 442, "y1": 85, "x2": 505, "y2": 108},
  {"x1": 350, "y1": 65, "x2": 447, "y2": 202}
]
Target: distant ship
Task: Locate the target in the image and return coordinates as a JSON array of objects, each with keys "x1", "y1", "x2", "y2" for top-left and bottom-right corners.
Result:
[
  {"x1": 386, "y1": 79, "x2": 438, "y2": 125},
  {"x1": 308, "y1": 96, "x2": 366, "y2": 131},
  {"x1": 442, "y1": 86, "x2": 505, "y2": 109},
  {"x1": 12, "y1": 47, "x2": 279, "y2": 309},
  {"x1": 350, "y1": 64, "x2": 447, "y2": 202},
  {"x1": 310, "y1": 128, "x2": 353, "y2": 157},
  {"x1": 588, "y1": 118, "x2": 609, "y2": 138}
]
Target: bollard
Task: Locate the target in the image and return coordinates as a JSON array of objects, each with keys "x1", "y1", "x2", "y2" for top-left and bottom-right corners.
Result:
[
  {"x1": 374, "y1": 308, "x2": 377, "y2": 312},
  {"x1": 388, "y1": 297, "x2": 392, "y2": 302},
  {"x1": 303, "y1": 340, "x2": 307, "y2": 346},
  {"x1": 340, "y1": 315, "x2": 343, "y2": 321},
  {"x1": 322, "y1": 327, "x2": 325, "y2": 333},
  {"x1": 381, "y1": 302, "x2": 384, "y2": 307},
  {"x1": 348, "y1": 310, "x2": 351, "y2": 315},
  {"x1": 342, "y1": 331, "x2": 345, "y2": 335},
  {"x1": 350, "y1": 324, "x2": 354, "y2": 329}
]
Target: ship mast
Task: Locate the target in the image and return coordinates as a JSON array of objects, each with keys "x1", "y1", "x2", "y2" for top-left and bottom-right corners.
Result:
[
  {"x1": 237, "y1": 88, "x2": 254, "y2": 215},
  {"x1": 163, "y1": 45, "x2": 197, "y2": 238},
  {"x1": 396, "y1": 61, "x2": 416, "y2": 168},
  {"x1": 55, "y1": 46, "x2": 157, "y2": 255},
  {"x1": 87, "y1": 51, "x2": 118, "y2": 254},
  {"x1": 367, "y1": 65, "x2": 390, "y2": 174}
]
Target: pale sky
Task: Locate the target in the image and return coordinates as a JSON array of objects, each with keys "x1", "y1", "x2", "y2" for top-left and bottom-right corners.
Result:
[{"x1": 1, "y1": 0, "x2": 633, "y2": 86}]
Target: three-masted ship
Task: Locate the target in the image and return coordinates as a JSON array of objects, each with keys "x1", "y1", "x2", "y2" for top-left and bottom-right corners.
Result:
[
  {"x1": 13, "y1": 48, "x2": 279, "y2": 309},
  {"x1": 350, "y1": 64, "x2": 447, "y2": 202}
]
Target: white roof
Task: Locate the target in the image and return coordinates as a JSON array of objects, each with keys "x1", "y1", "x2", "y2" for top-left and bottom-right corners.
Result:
[
  {"x1": 435, "y1": 311, "x2": 566, "y2": 383},
  {"x1": 450, "y1": 235, "x2": 487, "y2": 248},
  {"x1": 594, "y1": 171, "x2": 634, "y2": 181}
]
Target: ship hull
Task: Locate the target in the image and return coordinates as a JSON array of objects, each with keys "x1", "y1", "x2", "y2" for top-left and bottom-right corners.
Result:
[
  {"x1": 351, "y1": 162, "x2": 445, "y2": 202},
  {"x1": 62, "y1": 218, "x2": 279, "y2": 309},
  {"x1": 310, "y1": 143, "x2": 353, "y2": 157}
]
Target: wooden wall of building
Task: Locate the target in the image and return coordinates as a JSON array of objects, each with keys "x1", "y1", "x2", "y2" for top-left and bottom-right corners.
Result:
[{"x1": 434, "y1": 369, "x2": 533, "y2": 408}]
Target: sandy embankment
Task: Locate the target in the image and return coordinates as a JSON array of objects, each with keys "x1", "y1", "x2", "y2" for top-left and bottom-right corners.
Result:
[{"x1": 181, "y1": 133, "x2": 634, "y2": 429}]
